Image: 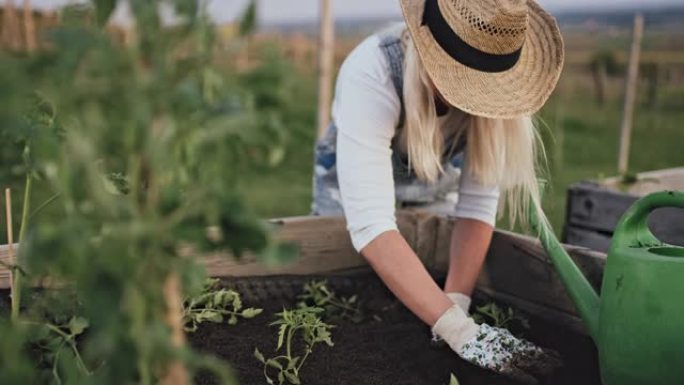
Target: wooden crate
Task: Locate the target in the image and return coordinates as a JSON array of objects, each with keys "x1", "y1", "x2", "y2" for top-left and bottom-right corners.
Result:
[
  {"x1": 1, "y1": 209, "x2": 606, "y2": 335},
  {"x1": 563, "y1": 167, "x2": 684, "y2": 252}
]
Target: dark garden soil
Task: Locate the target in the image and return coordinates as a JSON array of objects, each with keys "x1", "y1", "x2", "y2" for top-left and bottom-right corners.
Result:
[{"x1": 190, "y1": 269, "x2": 601, "y2": 385}]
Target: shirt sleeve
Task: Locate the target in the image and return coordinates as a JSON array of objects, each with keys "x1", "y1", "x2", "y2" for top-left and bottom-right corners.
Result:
[
  {"x1": 452, "y1": 154, "x2": 500, "y2": 226},
  {"x1": 332, "y1": 36, "x2": 402, "y2": 253}
]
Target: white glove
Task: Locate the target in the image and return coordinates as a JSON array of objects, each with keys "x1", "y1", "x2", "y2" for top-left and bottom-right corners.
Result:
[
  {"x1": 432, "y1": 305, "x2": 562, "y2": 384},
  {"x1": 446, "y1": 292, "x2": 471, "y2": 314}
]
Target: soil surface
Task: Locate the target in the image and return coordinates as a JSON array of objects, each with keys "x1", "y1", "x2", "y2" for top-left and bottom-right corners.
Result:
[{"x1": 190, "y1": 269, "x2": 601, "y2": 385}]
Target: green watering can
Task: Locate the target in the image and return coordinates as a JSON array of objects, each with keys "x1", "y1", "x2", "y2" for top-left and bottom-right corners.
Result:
[{"x1": 535, "y1": 191, "x2": 684, "y2": 385}]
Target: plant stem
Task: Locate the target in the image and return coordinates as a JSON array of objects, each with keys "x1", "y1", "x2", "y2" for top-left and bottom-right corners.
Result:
[
  {"x1": 42, "y1": 323, "x2": 93, "y2": 377},
  {"x1": 329, "y1": 298, "x2": 357, "y2": 313},
  {"x1": 11, "y1": 173, "x2": 32, "y2": 321},
  {"x1": 18, "y1": 173, "x2": 31, "y2": 243},
  {"x1": 5, "y1": 189, "x2": 16, "y2": 321},
  {"x1": 296, "y1": 348, "x2": 311, "y2": 372},
  {"x1": 28, "y1": 192, "x2": 60, "y2": 220},
  {"x1": 285, "y1": 327, "x2": 294, "y2": 360},
  {"x1": 52, "y1": 340, "x2": 66, "y2": 385}
]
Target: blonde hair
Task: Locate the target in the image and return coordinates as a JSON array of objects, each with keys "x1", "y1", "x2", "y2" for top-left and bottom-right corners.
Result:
[{"x1": 402, "y1": 38, "x2": 547, "y2": 227}]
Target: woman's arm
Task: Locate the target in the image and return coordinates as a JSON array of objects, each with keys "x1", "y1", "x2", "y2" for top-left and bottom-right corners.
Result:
[
  {"x1": 362, "y1": 230, "x2": 453, "y2": 326},
  {"x1": 444, "y1": 218, "x2": 493, "y2": 295},
  {"x1": 445, "y1": 155, "x2": 499, "y2": 297}
]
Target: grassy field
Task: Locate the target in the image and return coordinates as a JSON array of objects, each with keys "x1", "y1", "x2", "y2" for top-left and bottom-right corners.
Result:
[
  {"x1": 237, "y1": 41, "x2": 684, "y2": 237},
  {"x1": 537, "y1": 71, "x2": 684, "y2": 232}
]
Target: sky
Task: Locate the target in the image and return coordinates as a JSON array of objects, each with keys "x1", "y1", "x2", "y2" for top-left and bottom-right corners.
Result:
[{"x1": 2, "y1": 0, "x2": 682, "y2": 23}]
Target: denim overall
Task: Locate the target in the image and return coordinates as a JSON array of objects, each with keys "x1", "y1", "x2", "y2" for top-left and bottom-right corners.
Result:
[{"x1": 311, "y1": 25, "x2": 466, "y2": 216}]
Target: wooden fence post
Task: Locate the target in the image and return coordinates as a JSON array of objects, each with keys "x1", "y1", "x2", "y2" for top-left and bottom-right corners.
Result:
[
  {"x1": 316, "y1": 0, "x2": 334, "y2": 138},
  {"x1": 2, "y1": 0, "x2": 22, "y2": 50},
  {"x1": 592, "y1": 60, "x2": 607, "y2": 106},
  {"x1": 617, "y1": 13, "x2": 644, "y2": 175},
  {"x1": 23, "y1": 0, "x2": 36, "y2": 52}
]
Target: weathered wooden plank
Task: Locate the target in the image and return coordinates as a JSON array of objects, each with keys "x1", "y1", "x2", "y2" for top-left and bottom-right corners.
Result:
[
  {"x1": 203, "y1": 210, "x2": 446, "y2": 277},
  {"x1": 434, "y1": 215, "x2": 606, "y2": 335},
  {"x1": 205, "y1": 215, "x2": 360, "y2": 278},
  {"x1": 601, "y1": 167, "x2": 684, "y2": 194},
  {"x1": 477, "y1": 230, "x2": 605, "y2": 318},
  {"x1": 411, "y1": 210, "x2": 441, "y2": 263},
  {"x1": 475, "y1": 287, "x2": 588, "y2": 335},
  {"x1": 565, "y1": 180, "x2": 684, "y2": 248},
  {"x1": 566, "y1": 181, "x2": 638, "y2": 233},
  {"x1": 0, "y1": 211, "x2": 608, "y2": 336},
  {"x1": 0, "y1": 244, "x2": 12, "y2": 290},
  {"x1": 564, "y1": 226, "x2": 612, "y2": 253},
  {"x1": 0, "y1": 212, "x2": 425, "y2": 285}
]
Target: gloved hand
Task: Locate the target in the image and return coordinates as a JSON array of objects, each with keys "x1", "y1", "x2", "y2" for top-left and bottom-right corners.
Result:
[
  {"x1": 429, "y1": 293, "x2": 471, "y2": 346},
  {"x1": 433, "y1": 305, "x2": 562, "y2": 384},
  {"x1": 446, "y1": 292, "x2": 471, "y2": 314}
]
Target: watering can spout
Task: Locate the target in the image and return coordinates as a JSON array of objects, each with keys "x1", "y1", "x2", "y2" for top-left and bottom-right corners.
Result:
[{"x1": 532, "y1": 211, "x2": 602, "y2": 339}]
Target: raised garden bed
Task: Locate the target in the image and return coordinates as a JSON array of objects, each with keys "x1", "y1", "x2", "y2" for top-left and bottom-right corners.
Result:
[
  {"x1": 1, "y1": 210, "x2": 607, "y2": 384},
  {"x1": 564, "y1": 167, "x2": 684, "y2": 252}
]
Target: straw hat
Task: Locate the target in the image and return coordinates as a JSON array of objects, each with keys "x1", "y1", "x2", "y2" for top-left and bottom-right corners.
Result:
[{"x1": 399, "y1": 0, "x2": 564, "y2": 119}]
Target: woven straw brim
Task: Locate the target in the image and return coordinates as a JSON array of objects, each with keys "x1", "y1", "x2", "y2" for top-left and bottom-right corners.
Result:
[{"x1": 400, "y1": 0, "x2": 564, "y2": 119}]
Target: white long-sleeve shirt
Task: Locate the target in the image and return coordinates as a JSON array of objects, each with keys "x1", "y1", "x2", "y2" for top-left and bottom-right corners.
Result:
[{"x1": 333, "y1": 33, "x2": 500, "y2": 252}]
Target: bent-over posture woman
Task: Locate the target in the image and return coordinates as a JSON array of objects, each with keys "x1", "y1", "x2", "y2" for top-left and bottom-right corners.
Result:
[{"x1": 312, "y1": 0, "x2": 564, "y2": 381}]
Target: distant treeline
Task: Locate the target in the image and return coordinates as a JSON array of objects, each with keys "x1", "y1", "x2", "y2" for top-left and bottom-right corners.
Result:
[
  {"x1": 556, "y1": 6, "x2": 684, "y2": 30},
  {"x1": 261, "y1": 6, "x2": 684, "y2": 37}
]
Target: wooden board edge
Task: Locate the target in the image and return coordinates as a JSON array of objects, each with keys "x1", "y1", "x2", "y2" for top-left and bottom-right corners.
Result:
[
  {"x1": 475, "y1": 287, "x2": 589, "y2": 336},
  {"x1": 0, "y1": 211, "x2": 609, "y2": 338}
]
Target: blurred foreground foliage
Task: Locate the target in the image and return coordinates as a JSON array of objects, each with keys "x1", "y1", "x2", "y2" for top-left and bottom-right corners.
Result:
[{"x1": 0, "y1": 1, "x2": 298, "y2": 384}]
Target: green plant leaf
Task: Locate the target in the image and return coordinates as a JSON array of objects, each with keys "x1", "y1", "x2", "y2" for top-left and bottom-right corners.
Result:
[
  {"x1": 239, "y1": 0, "x2": 258, "y2": 36},
  {"x1": 266, "y1": 359, "x2": 283, "y2": 370},
  {"x1": 286, "y1": 357, "x2": 300, "y2": 370},
  {"x1": 284, "y1": 370, "x2": 301, "y2": 384},
  {"x1": 449, "y1": 373, "x2": 460, "y2": 385},
  {"x1": 203, "y1": 311, "x2": 223, "y2": 323},
  {"x1": 231, "y1": 292, "x2": 243, "y2": 311},
  {"x1": 254, "y1": 348, "x2": 265, "y2": 363},
  {"x1": 94, "y1": 0, "x2": 117, "y2": 26},
  {"x1": 67, "y1": 317, "x2": 89, "y2": 336},
  {"x1": 276, "y1": 323, "x2": 287, "y2": 350},
  {"x1": 241, "y1": 308, "x2": 263, "y2": 318}
]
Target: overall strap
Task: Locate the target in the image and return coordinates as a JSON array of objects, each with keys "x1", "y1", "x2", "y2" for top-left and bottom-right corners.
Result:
[{"x1": 378, "y1": 25, "x2": 406, "y2": 128}]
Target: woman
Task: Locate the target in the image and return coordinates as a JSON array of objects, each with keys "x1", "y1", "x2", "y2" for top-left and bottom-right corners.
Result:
[{"x1": 312, "y1": 0, "x2": 563, "y2": 381}]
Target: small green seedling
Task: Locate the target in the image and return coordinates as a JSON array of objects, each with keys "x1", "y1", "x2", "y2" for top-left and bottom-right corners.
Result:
[
  {"x1": 255, "y1": 306, "x2": 334, "y2": 385},
  {"x1": 296, "y1": 280, "x2": 363, "y2": 323},
  {"x1": 30, "y1": 316, "x2": 93, "y2": 383},
  {"x1": 182, "y1": 279, "x2": 262, "y2": 332},
  {"x1": 472, "y1": 301, "x2": 530, "y2": 331}
]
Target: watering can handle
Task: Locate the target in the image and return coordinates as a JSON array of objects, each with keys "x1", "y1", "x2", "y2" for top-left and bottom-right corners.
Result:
[{"x1": 612, "y1": 191, "x2": 684, "y2": 248}]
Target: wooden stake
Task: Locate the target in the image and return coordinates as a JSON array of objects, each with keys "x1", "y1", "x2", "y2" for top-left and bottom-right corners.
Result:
[
  {"x1": 160, "y1": 273, "x2": 188, "y2": 385},
  {"x1": 592, "y1": 60, "x2": 607, "y2": 106},
  {"x1": 4, "y1": 189, "x2": 16, "y2": 312},
  {"x1": 618, "y1": 13, "x2": 644, "y2": 175},
  {"x1": 23, "y1": 0, "x2": 37, "y2": 52},
  {"x1": 316, "y1": 0, "x2": 334, "y2": 138},
  {"x1": 3, "y1": 0, "x2": 21, "y2": 50}
]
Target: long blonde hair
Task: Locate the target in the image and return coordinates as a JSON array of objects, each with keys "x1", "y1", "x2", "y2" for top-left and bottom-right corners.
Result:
[{"x1": 402, "y1": 38, "x2": 546, "y2": 227}]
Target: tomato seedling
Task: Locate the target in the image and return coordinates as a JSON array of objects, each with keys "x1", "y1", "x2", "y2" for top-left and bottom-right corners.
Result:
[
  {"x1": 255, "y1": 306, "x2": 334, "y2": 385},
  {"x1": 182, "y1": 279, "x2": 262, "y2": 332}
]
